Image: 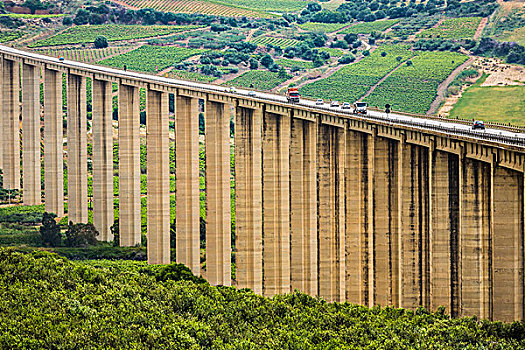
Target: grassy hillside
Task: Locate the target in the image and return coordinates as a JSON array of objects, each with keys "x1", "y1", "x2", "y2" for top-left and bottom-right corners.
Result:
[{"x1": 1, "y1": 250, "x2": 525, "y2": 349}]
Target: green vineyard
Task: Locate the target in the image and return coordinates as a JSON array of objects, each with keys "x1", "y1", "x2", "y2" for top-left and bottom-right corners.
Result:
[
  {"x1": 299, "y1": 45, "x2": 413, "y2": 103},
  {"x1": 30, "y1": 24, "x2": 204, "y2": 47},
  {"x1": 340, "y1": 19, "x2": 400, "y2": 35},
  {"x1": 225, "y1": 70, "x2": 289, "y2": 90},
  {"x1": 365, "y1": 51, "x2": 468, "y2": 114},
  {"x1": 250, "y1": 35, "x2": 300, "y2": 48},
  {"x1": 418, "y1": 17, "x2": 483, "y2": 39},
  {"x1": 33, "y1": 47, "x2": 134, "y2": 63},
  {"x1": 112, "y1": 0, "x2": 271, "y2": 18},
  {"x1": 100, "y1": 45, "x2": 208, "y2": 73},
  {"x1": 298, "y1": 22, "x2": 351, "y2": 33}
]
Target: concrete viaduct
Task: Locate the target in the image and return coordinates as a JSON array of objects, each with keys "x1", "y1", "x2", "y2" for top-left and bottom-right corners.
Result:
[{"x1": 1, "y1": 44, "x2": 525, "y2": 321}]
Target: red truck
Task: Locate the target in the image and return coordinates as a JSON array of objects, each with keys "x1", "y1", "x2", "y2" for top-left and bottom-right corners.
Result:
[{"x1": 286, "y1": 88, "x2": 300, "y2": 103}]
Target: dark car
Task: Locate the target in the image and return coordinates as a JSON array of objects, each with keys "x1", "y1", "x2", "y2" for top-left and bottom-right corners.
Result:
[{"x1": 472, "y1": 120, "x2": 485, "y2": 130}]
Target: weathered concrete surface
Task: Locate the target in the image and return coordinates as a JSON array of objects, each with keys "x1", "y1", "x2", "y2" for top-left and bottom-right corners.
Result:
[{"x1": 2, "y1": 59, "x2": 20, "y2": 190}]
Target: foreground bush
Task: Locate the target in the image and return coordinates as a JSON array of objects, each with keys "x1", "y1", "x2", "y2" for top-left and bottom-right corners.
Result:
[{"x1": 0, "y1": 249, "x2": 524, "y2": 349}]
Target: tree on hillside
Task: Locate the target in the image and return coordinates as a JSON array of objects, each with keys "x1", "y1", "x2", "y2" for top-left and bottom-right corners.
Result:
[
  {"x1": 22, "y1": 0, "x2": 48, "y2": 15},
  {"x1": 94, "y1": 36, "x2": 108, "y2": 49},
  {"x1": 65, "y1": 222, "x2": 99, "y2": 247},
  {"x1": 40, "y1": 212, "x2": 61, "y2": 247}
]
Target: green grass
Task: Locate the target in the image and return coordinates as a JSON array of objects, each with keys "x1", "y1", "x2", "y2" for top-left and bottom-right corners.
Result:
[
  {"x1": 364, "y1": 51, "x2": 468, "y2": 114},
  {"x1": 299, "y1": 45, "x2": 413, "y2": 103},
  {"x1": 225, "y1": 70, "x2": 290, "y2": 90},
  {"x1": 418, "y1": 17, "x2": 482, "y2": 39},
  {"x1": 340, "y1": 19, "x2": 400, "y2": 35},
  {"x1": 298, "y1": 22, "x2": 351, "y2": 33},
  {"x1": 317, "y1": 47, "x2": 345, "y2": 57},
  {"x1": 449, "y1": 79, "x2": 525, "y2": 125},
  {"x1": 100, "y1": 45, "x2": 208, "y2": 73},
  {"x1": 29, "y1": 25, "x2": 204, "y2": 47},
  {"x1": 0, "y1": 13, "x2": 65, "y2": 18},
  {"x1": 213, "y1": 0, "x2": 307, "y2": 12},
  {"x1": 169, "y1": 69, "x2": 218, "y2": 82},
  {"x1": 497, "y1": 26, "x2": 525, "y2": 46}
]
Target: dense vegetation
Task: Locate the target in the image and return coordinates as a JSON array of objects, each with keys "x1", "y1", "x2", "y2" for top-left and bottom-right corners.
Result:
[
  {"x1": 1, "y1": 250, "x2": 525, "y2": 349},
  {"x1": 226, "y1": 70, "x2": 290, "y2": 90}
]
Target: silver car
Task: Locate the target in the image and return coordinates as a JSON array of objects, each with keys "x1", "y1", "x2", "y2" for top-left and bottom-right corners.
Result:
[
  {"x1": 342, "y1": 102, "x2": 351, "y2": 109},
  {"x1": 248, "y1": 91, "x2": 256, "y2": 97},
  {"x1": 315, "y1": 98, "x2": 324, "y2": 105},
  {"x1": 330, "y1": 100, "x2": 339, "y2": 107}
]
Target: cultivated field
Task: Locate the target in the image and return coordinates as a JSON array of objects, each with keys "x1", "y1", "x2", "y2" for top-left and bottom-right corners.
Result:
[
  {"x1": 418, "y1": 17, "x2": 483, "y2": 39},
  {"x1": 33, "y1": 47, "x2": 133, "y2": 63},
  {"x1": 340, "y1": 19, "x2": 400, "y2": 35},
  {"x1": 250, "y1": 35, "x2": 300, "y2": 48},
  {"x1": 30, "y1": 25, "x2": 204, "y2": 47},
  {"x1": 226, "y1": 70, "x2": 290, "y2": 90}
]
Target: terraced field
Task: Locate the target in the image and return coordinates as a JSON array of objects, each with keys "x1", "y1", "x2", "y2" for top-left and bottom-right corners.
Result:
[
  {"x1": 217, "y1": 0, "x2": 307, "y2": 12},
  {"x1": 340, "y1": 19, "x2": 400, "y2": 35},
  {"x1": 100, "y1": 45, "x2": 208, "y2": 73},
  {"x1": 0, "y1": 31, "x2": 23, "y2": 43},
  {"x1": 112, "y1": 0, "x2": 271, "y2": 18},
  {"x1": 299, "y1": 45, "x2": 413, "y2": 103},
  {"x1": 30, "y1": 24, "x2": 204, "y2": 47},
  {"x1": 33, "y1": 47, "x2": 134, "y2": 63},
  {"x1": 250, "y1": 35, "x2": 300, "y2": 48},
  {"x1": 418, "y1": 17, "x2": 483, "y2": 39},
  {"x1": 276, "y1": 58, "x2": 315, "y2": 69},
  {"x1": 168, "y1": 69, "x2": 218, "y2": 82},
  {"x1": 364, "y1": 51, "x2": 468, "y2": 114}
]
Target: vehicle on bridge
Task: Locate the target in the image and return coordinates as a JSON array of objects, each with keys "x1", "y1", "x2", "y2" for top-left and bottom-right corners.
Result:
[
  {"x1": 353, "y1": 102, "x2": 368, "y2": 115},
  {"x1": 330, "y1": 100, "x2": 340, "y2": 107},
  {"x1": 286, "y1": 88, "x2": 300, "y2": 103},
  {"x1": 342, "y1": 102, "x2": 352, "y2": 110},
  {"x1": 315, "y1": 98, "x2": 324, "y2": 105},
  {"x1": 472, "y1": 120, "x2": 485, "y2": 130}
]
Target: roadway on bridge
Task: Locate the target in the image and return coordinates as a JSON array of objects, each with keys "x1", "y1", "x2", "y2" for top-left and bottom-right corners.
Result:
[{"x1": 1, "y1": 44, "x2": 523, "y2": 147}]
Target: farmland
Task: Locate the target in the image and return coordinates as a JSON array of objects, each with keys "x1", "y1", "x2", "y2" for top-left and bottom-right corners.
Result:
[
  {"x1": 449, "y1": 83, "x2": 525, "y2": 125},
  {"x1": 33, "y1": 47, "x2": 134, "y2": 63},
  {"x1": 365, "y1": 51, "x2": 469, "y2": 114},
  {"x1": 215, "y1": 0, "x2": 307, "y2": 13},
  {"x1": 0, "y1": 31, "x2": 23, "y2": 43},
  {"x1": 30, "y1": 24, "x2": 204, "y2": 47},
  {"x1": 299, "y1": 45, "x2": 413, "y2": 103},
  {"x1": 418, "y1": 17, "x2": 483, "y2": 39},
  {"x1": 340, "y1": 19, "x2": 400, "y2": 35},
  {"x1": 298, "y1": 22, "x2": 351, "y2": 33},
  {"x1": 169, "y1": 69, "x2": 218, "y2": 82},
  {"x1": 111, "y1": 0, "x2": 270, "y2": 18},
  {"x1": 250, "y1": 35, "x2": 299, "y2": 48},
  {"x1": 226, "y1": 70, "x2": 290, "y2": 90},
  {"x1": 100, "y1": 45, "x2": 208, "y2": 73},
  {"x1": 317, "y1": 47, "x2": 345, "y2": 57},
  {"x1": 276, "y1": 58, "x2": 315, "y2": 69}
]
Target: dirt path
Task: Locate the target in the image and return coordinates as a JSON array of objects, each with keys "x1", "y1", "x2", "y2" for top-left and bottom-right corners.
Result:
[
  {"x1": 358, "y1": 56, "x2": 415, "y2": 101},
  {"x1": 473, "y1": 17, "x2": 489, "y2": 40},
  {"x1": 426, "y1": 57, "x2": 474, "y2": 115}
]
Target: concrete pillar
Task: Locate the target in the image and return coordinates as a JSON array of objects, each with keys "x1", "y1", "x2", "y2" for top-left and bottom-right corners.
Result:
[
  {"x1": 67, "y1": 74, "x2": 88, "y2": 223},
  {"x1": 318, "y1": 124, "x2": 345, "y2": 302},
  {"x1": 22, "y1": 63, "x2": 41, "y2": 205},
  {"x1": 175, "y1": 95, "x2": 200, "y2": 275},
  {"x1": 290, "y1": 118, "x2": 317, "y2": 296},
  {"x1": 235, "y1": 106, "x2": 263, "y2": 294},
  {"x1": 430, "y1": 151, "x2": 460, "y2": 316},
  {"x1": 44, "y1": 68, "x2": 64, "y2": 217},
  {"x1": 493, "y1": 166, "x2": 524, "y2": 321},
  {"x1": 460, "y1": 158, "x2": 491, "y2": 318},
  {"x1": 147, "y1": 89, "x2": 170, "y2": 264},
  {"x1": 262, "y1": 111, "x2": 291, "y2": 296},
  {"x1": 205, "y1": 100, "x2": 231, "y2": 286},
  {"x1": 2, "y1": 59, "x2": 20, "y2": 190},
  {"x1": 0, "y1": 56, "x2": 3, "y2": 172},
  {"x1": 92, "y1": 79, "x2": 114, "y2": 241},
  {"x1": 346, "y1": 131, "x2": 371, "y2": 305},
  {"x1": 372, "y1": 137, "x2": 399, "y2": 307},
  {"x1": 118, "y1": 83, "x2": 141, "y2": 246}
]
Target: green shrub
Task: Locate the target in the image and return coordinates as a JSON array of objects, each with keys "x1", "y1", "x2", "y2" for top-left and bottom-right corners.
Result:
[{"x1": 40, "y1": 212, "x2": 61, "y2": 247}]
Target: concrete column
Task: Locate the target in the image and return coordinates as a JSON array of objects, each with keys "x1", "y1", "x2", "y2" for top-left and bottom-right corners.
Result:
[
  {"x1": 205, "y1": 100, "x2": 231, "y2": 286},
  {"x1": 44, "y1": 68, "x2": 64, "y2": 217},
  {"x1": 0, "y1": 56, "x2": 3, "y2": 172},
  {"x1": 175, "y1": 95, "x2": 200, "y2": 275},
  {"x1": 235, "y1": 106, "x2": 263, "y2": 294},
  {"x1": 372, "y1": 137, "x2": 399, "y2": 307},
  {"x1": 67, "y1": 74, "x2": 88, "y2": 223},
  {"x1": 430, "y1": 151, "x2": 460, "y2": 316},
  {"x1": 2, "y1": 59, "x2": 20, "y2": 190},
  {"x1": 493, "y1": 166, "x2": 524, "y2": 321},
  {"x1": 262, "y1": 111, "x2": 291, "y2": 296},
  {"x1": 460, "y1": 158, "x2": 491, "y2": 318},
  {"x1": 290, "y1": 118, "x2": 317, "y2": 296},
  {"x1": 346, "y1": 131, "x2": 371, "y2": 305},
  {"x1": 147, "y1": 89, "x2": 170, "y2": 264},
  {"x1": 92, "y1": 79, "x2": 114, "y2": 241},
  {"x1": 318, "y1": 124, "x2": 345, "y2": 302},
  {"x1": 22, "y1": 63, "x2": 41, "y2": 205},
  {"x1": 118, "y1": 83, "x2": 141, "y2": 246}
]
